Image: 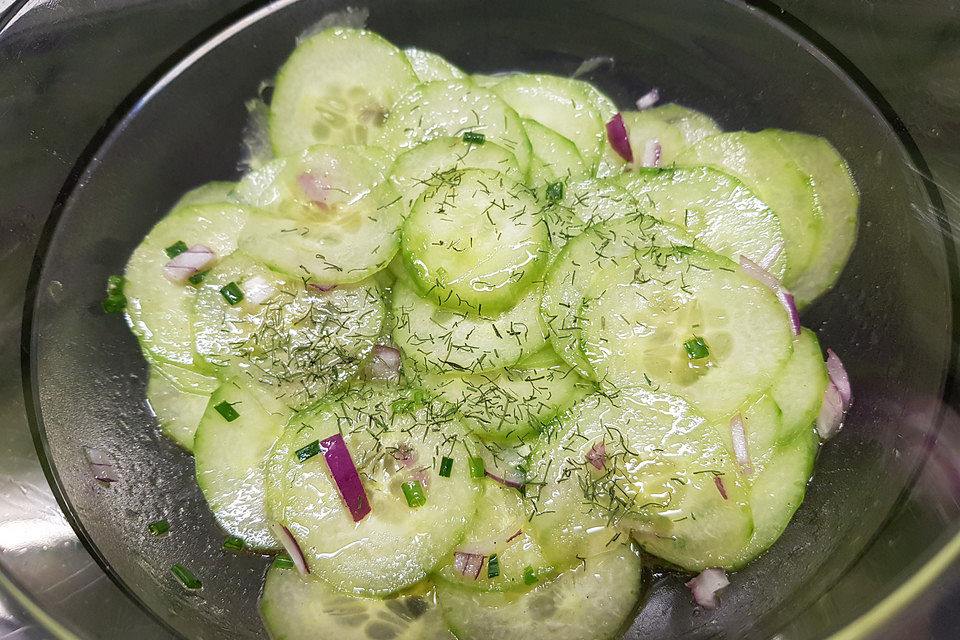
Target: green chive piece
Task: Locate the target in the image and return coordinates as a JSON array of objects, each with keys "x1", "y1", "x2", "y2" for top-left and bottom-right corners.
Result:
[
  {"x1": 683, "y1": 336, "x2": 710, "y2": 360},
  {"x1": 220, "y1": 281, "x2": 244, "y2": 305},
  {"x1": 102, "y1": 275, "x2": 127, "y2": 313},
  {"x1": 164, "y1": 240, "x2": 189, "y2": 258},
  {"x1": 468, "y1": 456, "x2": 485, "y2": 479},
  {"x1": 171, "y1": 564, "x2": 202, "y2": 589},
  {"x1": 401, "y1": 481, "x2": 426, "y2": 508},
  {"x1": 545, "y1": 181, "x2": 564, "y2": 203},
  {"x1": 487, "y1": 554, "x2": 500, "y2": 578},
  {"x1": 296, "y1": 440, "x2": 320, "y2": 463},
  {"x1": 273, "y1": 555, "x2": 295, "y2": 569},
  {"x1": 188, "y1": 271, "x2": 207, "y2": 285},
  {"x1": 147, "y1": 519, "x2": 170, "y2": 536},
  {"x1": 462, "y1": 131, "x2": 485, "y2": 145},
  {"x1": 222, "y1": 536, "x2": 245, "y2": 551},
  {"x1": 214, "y1": 401, "x2": 239, "y2": 422},
  {"x1": 522, "y1": 566, "x2": 538, "y2": 585},
  {"x1": 438, "y1": 456, "x2": 454, "y2": 478}
]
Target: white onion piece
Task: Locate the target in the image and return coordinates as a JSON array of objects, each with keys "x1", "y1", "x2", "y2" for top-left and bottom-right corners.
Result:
[
  {"x1": 739, "y1": 255, "x2": 800, "y2": 336},
  {"x1": 641, "y1": 138, "x2": 662, "y2": 168},
  {"x1": 826, "y1": 349, "x2": 851, "y2": 409},
  {"x1": 453, "y1": 552, "x2": 485, "y2": 579},
  {"x1": 685, "y1": 568, "x2": 729, "y2": 609},
  {"x1": 817, "y1": 381, "x2": 844, "y2": 440},
  {"x1": 85, "y1": 447, "x2": 117, "y2": 483},
  {"x1": 162, "y1": 245, "x2": 216, "y2": 285},
  {"x1": 243, "y1": 275, "x2": 277, "y2": 305},
  {"x1": 636, "y1": 88, "x2": 660, "y2": 110},
  {"x1": 758, "y1": 241, "x2": 785, "y2": 271},
  {"x1": 269, "y1": 522, "x2": 310, "y2": 575},
  {"x1": 729, "y1": 413, "x2": 752, "y2": 475},
  {"x1": 365, "y1": 345, "x2": 401, "y2": 381}
]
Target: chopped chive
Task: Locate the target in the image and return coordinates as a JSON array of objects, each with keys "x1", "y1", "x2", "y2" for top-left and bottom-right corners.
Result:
[
  {"x1": 296, "y1": 440, "x2": 320, "y2": 463},
  {"x1": 147, "y1": 519, "x2": 170, "y2": 536},
  {"x1": 273, "y1": 555, "x2": 295, "y2": 569},
  {"x1": 219, "y1": 281, "x2": 244, "y2": 305},
  {"x1": 487, "y1": 554, "x2": 500, "y2": 578},
  {"x1": 462, "y1": 131, "x2": 485, "y2": 145},
  {"x1": 222, "y1": 536, "x2": 245, "y2": 551},
  {"x1": 683, "y1": 336, "x2": 710, "y2": 360},
  {"x1": 188, "y1": 271, "x2": 208, "y2": 285},
  {"x1": 171, "y1": 564, "x2": 202, "y2": 589},
  {"x1": 468, "y1": 456, "x2": 485, "y2": 479},
  {"x1": 214, "y1": 401, "x2": 240, "y2": 422},
  {"x1": 401, "y1": 480, "x2": 426, "y2": 508},
  {"x1": 102, "y1": 275, "x2": 127, "y2": 313},
  {"x1": 545, "y1": 181, "x2": 564, "y2": 203},
  {"x1": 164, "y1": 240, "x2": 189, "y2": 258},
  {"x1": 522, "y1": 566, "x2": 538, "y2": 585},
  {"x1": 438, "y1": 456, "x2": 454, "y2": 478}
]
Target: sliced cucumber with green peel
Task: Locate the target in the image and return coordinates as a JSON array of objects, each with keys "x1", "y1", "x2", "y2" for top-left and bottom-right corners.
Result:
[
  {"x1": 437, "y1": 544, "x2": 644, "y2": 640},
  {"x1": 269, "y1": 28, "x2": 419, "y2": 156},
  {"x1": 171, "y1": 181, "x2": 238, "y2": 209},
  {"x1": 261, "y1": 566, "x2": 454, "y2": 640},
  {"x1": 605, "y1": 104, "x2": 723, "y2": 175},
  {"x1": 770, "y1": 328, "x2": 829, "y2": 443},
  {"x1": 389, "y1": 137, "x2": 522, "y2": 212},
  {"x1": 404, "y1": 47, "x2": 466, "y2": 83},
  {"x1": 558, "y1": 178, "x2": 641, "y2": 226},
  {"x1": 264, "y1": 386, "x2": 482, "y2": 596},
  {"x1": 194, "y1": 381, "x2": 288, "y2": 550},
  {"x1": 377, "y1": 80, "x2": 532, "y2": 172},
  {"x1": 193, "y1": 253, "x2": 385, "y2": 410},
  {"x1": 124, "y1": 202, "x2": 251, "y2": 367},
  {"x1": 771, "y1": 129, "x2": 859, "y2": 306},
  {"x1": 648, "y1": 103, "x2": 722, "y2": 147},
  {"x1": 391, "y1": 280, "x2": 546, "y2": 374},
  {"x1": 676, "y1": 131, "x2": 822, "y2": 287},
  {"x1": 145, "y1": 362, "x2": 215, "y2": 451},
  {"x1": 617, "y1": 166, "x2": 788, "y2": 278},
  {"x1": 400, "y1": 169, "x2": 549, "y2": 315},
  {"x1": 578, "y1": 247, "x2": 795, "y2": 420},
  {"x1": 493, "y1": 74, "x2": 606, "y2": 166},
  {"x1": 523, "y1": 119, "x2": 589, "y2": 185}
]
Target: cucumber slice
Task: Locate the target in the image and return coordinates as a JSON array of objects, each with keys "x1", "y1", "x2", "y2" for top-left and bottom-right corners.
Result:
[
  {"x1": 408, "y1": 356, "x2": 593, "y2": 440},
  {"x1": 676, "y1": 131, "x2": 821, "y2": 287},
  {"x1": 578, "y1": 247, "x2": 795, "y2": 420},
  {"x1": 400, "y1": 169, "x2": 549, "y2": 315},
  {"x1": 711, "y1": 394, "x2": 783, "y2": 474},
  {"x1": 391, "y1": 280, "x2": 547, "y2": 374},
  {"x1": 124, "y1": 202, "x2": 251, "y2": 367},
  {"x1": 377, "y1": 80, "x2": 532, "y2": 173},
  {"x1": 264, "y1": 386, "x2": 483, "y2": 596},
  {"x1": 513, "y1": 344, "x2": 567, "y2": 370},
  {"x1": 404, "y1": 47, "x2": 466, "y2": 83},
  {"x1": 523, "y1": 119, "x2": 589, "y2": 185},
  {"x1": 269, "y1": 28, "x2": 419, "y2": 156},
  {"x1": 437, "y1": 544, "x2": 644, "y2": 640},
  {"x1": 194, "y1": 382, "x2": 289, "y2": 550},
  {"x1": 171, "y1": 181, "x2": 238, "y2": 209},
  {"x1": 539, "y1": 215, "x2": 695, "y2": 378},
  {"x1": 492, "y1": 74, "x2": 606, "y2": 166},
  {"x1": 261, "y1": 566, "x2": 454, "y2": 640},
  {"x1": 193, "y1": 253, "x2": 385, "y2": 410},
  {"x1": 559, "y1": 178, "x2": 640, "y2": 226},
  {"x1": 145, "y1": 362, "x2": 216, "y2": 451},
  {"x1": 770, "y1": 328, "x2": 829, "y2": 443},
  {"x1": 471, "y1": 73, "x2": 507, "y2": 88},
  {"x1": 770, "y1": 130, "x2": 859, "y2": 306},
  {"x1": 389, "y1": 137, "x2": 522, "y2": 212},
  {"x1": 649, "y1": 103, "x2": 722, "y2": 147},
  {"x1": 434, "y1": 483, "x2": 555, "y2": 591},
  {"x1": 617, "y1": 166, "x2": 788, "y2": 278},
  {"x1": 236, "y1": 145, "x2": 403, "y2": 285}
]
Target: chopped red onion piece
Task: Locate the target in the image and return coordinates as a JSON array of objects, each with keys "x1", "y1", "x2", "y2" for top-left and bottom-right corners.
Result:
[
  {"x1": 85, "y1": 447, "x2": 117, "y2": 483},
  {"x1": 739, "y1": 255, "x2": 800, "y2": 335},
  {"x1": 319, "y1": 434, "x2": 371, "y2": 522},
  {"x1": 162, "y1": 245, "x2": 216, "y2": 285},
  {"x1": 777, "y1": 289, "x2": 802, "y2": 336},
  {"x1": 243, "y1": 275, "x2": 277, "y2": 305},
  {"x1": 505, "y1": 529, "x2": 523, "y2": 545},
  {"x1": 640, "y1": 138, "x2": 662, "y2": 168},
  {"x1": 816, "y1": 381, "x2": 844, "y2": 440},
  {"x1": 296, "y1": 172, "x2": 331, "y2": 209},
  {"x1": 485, "y1": 470, "x2": 524, "y2": 489},
  {"x1": 606, "y1": 113, "x2": 633, "y2": 163},
  {"x1": 636, "y1": 88, "x2": 660, "y2": 110},
  {"x1": 453, "y1": 552, "x2": 485, "y2": 580},
  {"x1": 730, "y1": 413, "x2": 753, "y2": 475},
  {"x1": 758, "y1": 241, "x2": 785, "y2": 271},
  {"x1": 826, "y1": 349, "x2": 851, "y2": 409},
  {"x1": 685, "y1": 568, "x2": 729, "y2": 609},
  {"x1": 268, "y1": 522, "x2": 310, "y2": 576},
  {"x1": 366, "y1": 345, "x2": 402, "y2": 381},
  {"x1": 307, "y1": 282, "x2": 337, "y2": 293},
  {"x1": 585, "y1": 440, "x2": 607, "y2": 470},
  {"x1": 714, "y1": 475, "x2": 728, "y2": 500}
]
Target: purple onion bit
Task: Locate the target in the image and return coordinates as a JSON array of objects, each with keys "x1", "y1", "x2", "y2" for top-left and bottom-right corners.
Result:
[{"x1": 606, "y1": 113, "x2": 633, "y2": 163}]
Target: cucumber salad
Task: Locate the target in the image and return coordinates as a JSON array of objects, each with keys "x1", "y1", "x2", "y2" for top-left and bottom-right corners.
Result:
[{"x1": 103, "y1": 26, "x2": 857, "y2": 640}]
